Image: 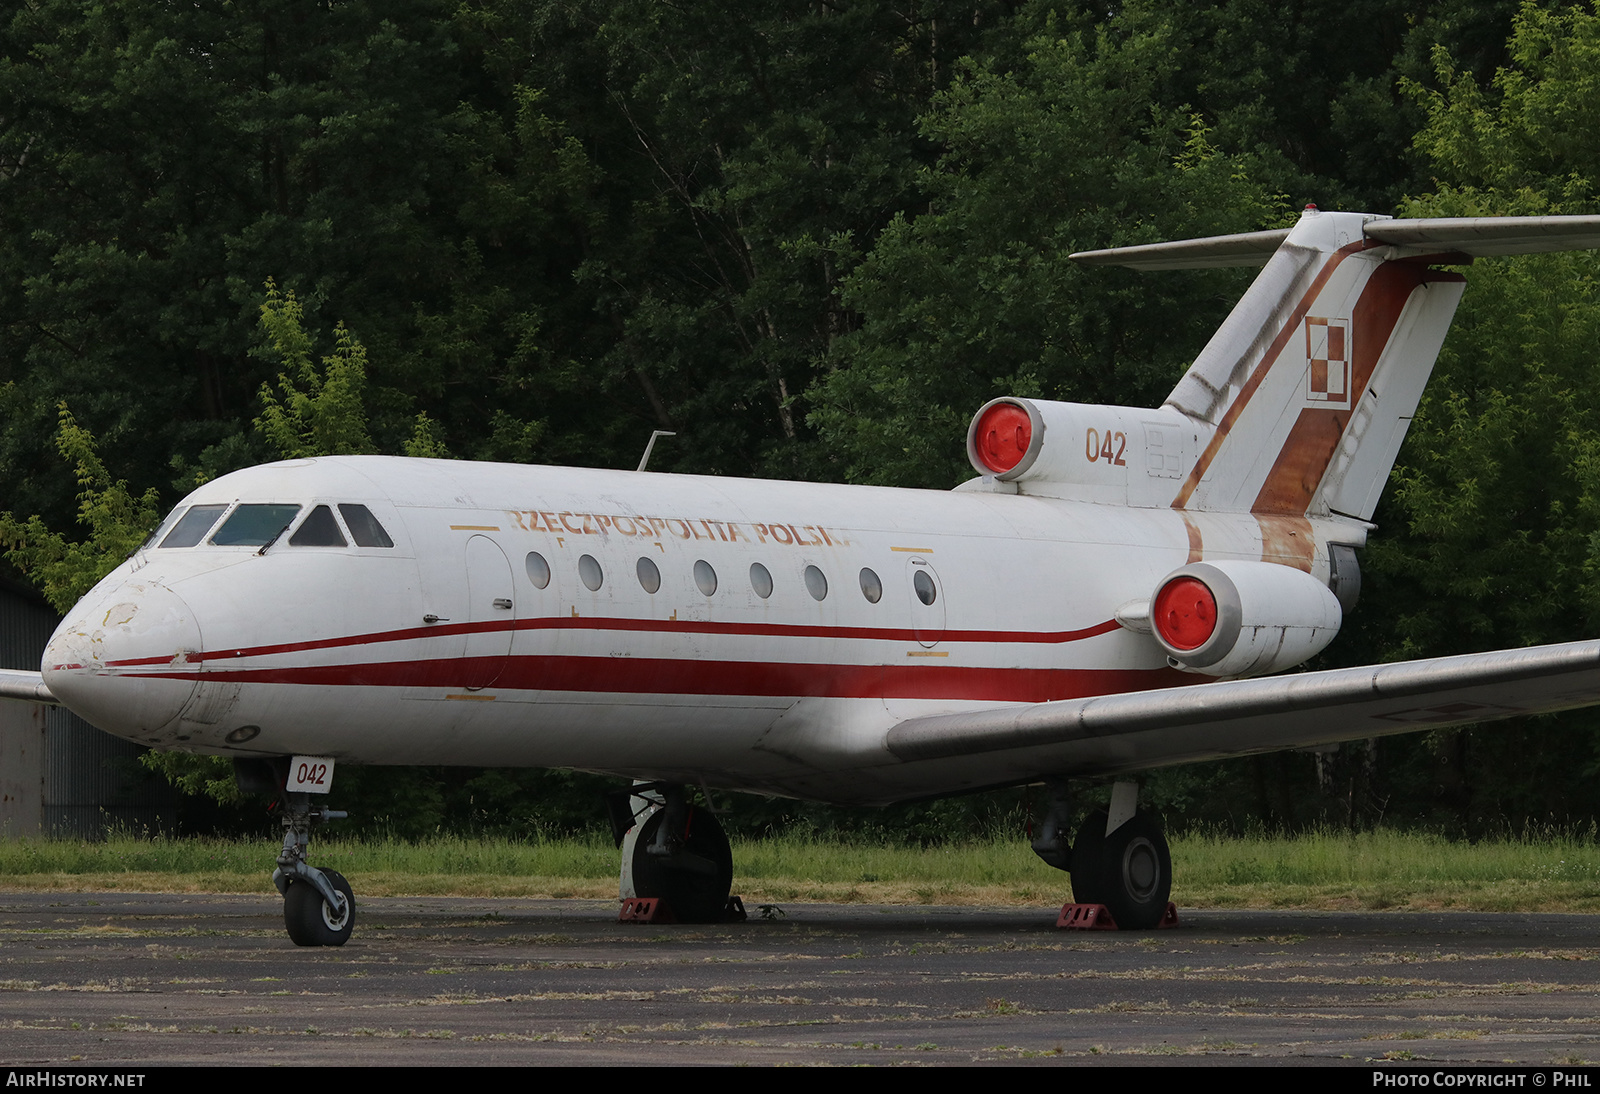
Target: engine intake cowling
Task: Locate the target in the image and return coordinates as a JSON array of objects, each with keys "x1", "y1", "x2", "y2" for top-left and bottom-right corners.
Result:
[{"x1": 1149, "y1": 561, "x2": 1341, "y2": 677}]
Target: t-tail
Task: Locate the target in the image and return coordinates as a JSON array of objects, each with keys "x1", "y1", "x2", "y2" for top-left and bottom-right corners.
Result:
[{"x1": 1072, "y1": 207, "x2": 1600, "y2": 521}]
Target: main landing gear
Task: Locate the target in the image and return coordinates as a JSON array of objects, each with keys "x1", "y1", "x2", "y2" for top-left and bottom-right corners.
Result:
[
  {"x1": 610, "y1": 783, "x2": 737, "y2": 923},
  {"x1": 237, "y1": 757, "x2": 354, "y2": 946},
  {"x1": 1032, "y1": 778, "x2": 1173, "y2": 930}
]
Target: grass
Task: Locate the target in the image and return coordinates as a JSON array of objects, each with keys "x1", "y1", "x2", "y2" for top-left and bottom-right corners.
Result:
[
  {"x1": 4, "y1": 828, "x2": 1600, "y2": 911},
  {"x1": 1175, "y1": 827, "x2": 1600, "y2": 913}
]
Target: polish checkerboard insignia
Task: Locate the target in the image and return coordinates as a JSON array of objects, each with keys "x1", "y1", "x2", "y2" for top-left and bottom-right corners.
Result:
[{"x1": 1304, "y1": 316, "x2": 1350, "y2": 407}]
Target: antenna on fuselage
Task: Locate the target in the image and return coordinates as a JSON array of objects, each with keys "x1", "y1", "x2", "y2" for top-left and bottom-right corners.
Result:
[{"x1": 636, "y1": 430, "x2": 677, "y2": 472}]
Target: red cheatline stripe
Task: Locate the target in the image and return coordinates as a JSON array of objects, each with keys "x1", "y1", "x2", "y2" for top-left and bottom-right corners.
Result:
[
  {"x1": 104, "y1": 615, "x2": 1125, "y2": 668},
  {"x1": 127, "y1": 655, "x2": 1186, "y2": 704}
]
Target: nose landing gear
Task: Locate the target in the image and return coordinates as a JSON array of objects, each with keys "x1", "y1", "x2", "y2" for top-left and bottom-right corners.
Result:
[
  {"x1": 239, "y1": 757, "x2": 354, "y2": 947},
  {"x1": 273, "y1": 790, "x2": 354, "y2": 946}
]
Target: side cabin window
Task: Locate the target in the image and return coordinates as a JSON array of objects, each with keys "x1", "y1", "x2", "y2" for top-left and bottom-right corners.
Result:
[
  {"x1": 288, "y1": 505, "x2": 346, "y2": 547},
  {"x1": 749, "y1": 563, "x2": 774, "y2": 599},
  {"x1": 210, "y1": 504, "x2": 302, "y2": 546},
  {"x1": 526, "y1": 552, "x2": 552, "y2": 589},
  {"x1": 636, "y1": 556, "x2": 660, "y2": 594},
  {"x1": 578, "y1": 554, "x2": 604, "y2": 591},
  {"x1": 694, "y1": 560, "x2": 717, "y2": 597},
  {"x1": 158, "y1": 504, "x2": 228, "y2": 548}
]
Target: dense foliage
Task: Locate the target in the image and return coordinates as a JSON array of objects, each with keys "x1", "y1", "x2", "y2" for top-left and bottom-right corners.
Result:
[{"x1": 6, "y1": 0, "x2": 1600, "y2": 839}]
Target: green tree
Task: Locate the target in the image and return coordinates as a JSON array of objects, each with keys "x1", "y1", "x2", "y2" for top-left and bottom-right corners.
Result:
[
  {"x1": 252, "y1": 279, "x2": 451, "y2": 461},
  {"x1": 809, "y1": 9, "x2": 1292, "y2": 488},
  {"x1": 459, "y1": 0, "x2": 1019, "y2": 477},
  {"x1": 1, "y1": 0, "x2": 1581, "y2": 836},
  {"x1": 0, "y1": 406, "x2": 162, "y2": 613},
  {"x1": 254, "y1": 280, "x2": 377, "y2": 459},
  {"x1": 0, "y1": 0, "x2": 536, "y2": 524},
  {"x1": 1338, "y1": 1, "x2": 1600, "y2": 827}
]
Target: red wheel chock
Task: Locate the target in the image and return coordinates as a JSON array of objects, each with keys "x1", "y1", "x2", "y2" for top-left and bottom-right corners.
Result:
[
  {"x1": 1056, "y1": 902, "x2": 1179, "y2": 930},
  {"x1": 618, "y1": 896, "x2": 674, "y2": 923},
  {"x1": 1056, "y1": 903, "x2": 1118, "y2": 929},
  {"x1": 618, "y1": 895, "x2": 748, "y2": 924}
]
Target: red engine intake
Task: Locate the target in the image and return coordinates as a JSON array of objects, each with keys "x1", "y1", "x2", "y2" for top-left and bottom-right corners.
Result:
[
  {"x1": 1151, "y1": 576, "x2": 1217, "y2": 651},
  {"x1": 971, "y1": 401, "x2": 1034, "y2": 474}
]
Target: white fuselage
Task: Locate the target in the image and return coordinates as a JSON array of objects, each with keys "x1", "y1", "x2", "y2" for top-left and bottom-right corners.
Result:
[{"x1": 41, "y1": 456, "x2": 1358, "y2": 805}]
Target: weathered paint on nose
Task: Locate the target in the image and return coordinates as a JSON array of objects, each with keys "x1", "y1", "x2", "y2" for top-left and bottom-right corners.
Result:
[{"x1": 42, "y1": 582, "x2": 203, "y2": 744}]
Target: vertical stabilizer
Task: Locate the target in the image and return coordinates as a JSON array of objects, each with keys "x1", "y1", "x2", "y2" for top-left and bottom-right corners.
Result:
[{"x1": 1160, "y1": 209, "x2": 1465, "y2": 520}]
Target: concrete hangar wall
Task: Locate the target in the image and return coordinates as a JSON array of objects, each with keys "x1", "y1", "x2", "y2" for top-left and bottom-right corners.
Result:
[{"x1": 0, "y1": 579, "x2": 174, "y2": 838}]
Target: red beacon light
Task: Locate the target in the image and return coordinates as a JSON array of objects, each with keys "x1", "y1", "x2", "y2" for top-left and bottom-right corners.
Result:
[{"x1": 972, "y1": 402, "x2": 1033, "y2": 474}]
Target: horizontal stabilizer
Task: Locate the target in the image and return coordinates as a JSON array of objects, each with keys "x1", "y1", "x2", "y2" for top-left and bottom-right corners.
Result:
[
  {"x1": 1364, "y1": 215, "x2": 1600, "y2": 256},
  {"x1": 1071, "y1": 215, "x2": 1600, "y2": 270},
  {"x1": 885, "y1": 639, "x2": 1600, "y2": 769},
  {"x1": 1070, "y1": 228, "x2": 1290, "y2": 270},
  {"x1": 0, "y1": 669, "x2": 57, "y2": 705}
]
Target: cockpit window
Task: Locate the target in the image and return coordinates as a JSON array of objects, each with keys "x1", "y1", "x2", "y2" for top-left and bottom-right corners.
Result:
[
  {"x1": 211, "y1": 504, "x2": 302, "y2": 546},
  {"x1": 338, "y1": 504, "x2": 393, "y2": 548},
  {"x1": 158, "y1": 504, "x2": 229, "y2": 548},
  {"x1": 289, "y1": 505, "x2": 347, "y2": 547},
  {"x1": 143, "y1": 507, "x2": 184, "y2": 550}
]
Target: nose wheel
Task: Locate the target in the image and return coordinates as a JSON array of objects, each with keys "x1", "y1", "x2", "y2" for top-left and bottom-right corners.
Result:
[{"x1": 283, "y1": 868, "x2": 354, "y2": 946}]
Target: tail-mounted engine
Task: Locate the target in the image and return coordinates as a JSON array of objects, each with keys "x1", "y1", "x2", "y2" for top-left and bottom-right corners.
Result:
[
  {"x1": 965, "y1": 397, "x2": 1201, "y2": 506},
  {"x1": 1147, "y1": 560, "x2": 1342, "y2": 677}
]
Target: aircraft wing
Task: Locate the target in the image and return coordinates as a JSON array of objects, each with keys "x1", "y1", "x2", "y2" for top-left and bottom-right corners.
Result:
[
  {"x1": 0, "y1": 669, "x2": 57, "y2": 705},
  {"x1": 885, "y1": 640, "x2": 1600, "y2": 771}
]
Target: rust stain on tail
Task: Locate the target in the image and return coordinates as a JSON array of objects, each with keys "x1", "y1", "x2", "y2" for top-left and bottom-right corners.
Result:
[
  {"x1": 1181, "y1": 514, "x2": 1204, "y2": 563},
  {"x1": 1256, "y1": 515, "x2": 1315, "y2": 572},
  {"x1": 1251, "y1": 408, "x2": 1351, "y2": 513}
]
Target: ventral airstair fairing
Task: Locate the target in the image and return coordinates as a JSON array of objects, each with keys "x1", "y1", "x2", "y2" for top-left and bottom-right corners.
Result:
[{"x1": 10, "y1": 207, "x2": 1600, "y2": 940}]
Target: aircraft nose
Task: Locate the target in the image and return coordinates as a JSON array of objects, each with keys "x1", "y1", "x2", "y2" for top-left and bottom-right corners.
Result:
[{"x1": 42, "y1": 582, "x2": 203, "y2": 743}]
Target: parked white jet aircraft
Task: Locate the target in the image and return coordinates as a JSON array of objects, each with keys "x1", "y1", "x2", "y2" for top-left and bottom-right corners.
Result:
[{"x1": 9, "y1": 207, "x2": 1600, "y2": 943}]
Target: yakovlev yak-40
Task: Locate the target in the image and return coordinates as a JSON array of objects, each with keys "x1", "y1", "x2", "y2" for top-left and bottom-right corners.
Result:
[{"x1": 8, "y1": 207, "x2": 1600, "y2": 944}]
